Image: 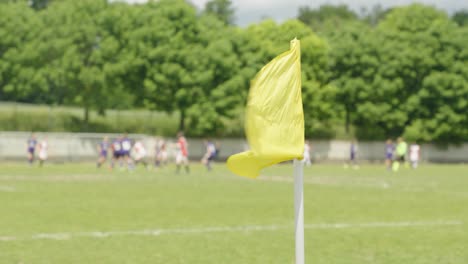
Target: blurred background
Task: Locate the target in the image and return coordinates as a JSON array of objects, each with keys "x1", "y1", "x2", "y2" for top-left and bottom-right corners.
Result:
[
  {"x1": 1, "y1": 2, "x2": 468, "y2": 263},
  {"x1": 0, "y1": 0, "x2": 467, "y2": 159}
]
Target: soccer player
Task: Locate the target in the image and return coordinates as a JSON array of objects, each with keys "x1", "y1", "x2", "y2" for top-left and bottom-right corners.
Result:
[
  {"x1": 97, "y1": 136, "x2": 109, "y2": 168},
  {"x1": 37, "y1": 137, "x2": 48, "y2": 167},
  {"x1": 111, "y1": 136, "x2": 123, "y2": 170},
  {"x1": 155, "y1": 138, "x2": 168, "y2": 168},
  {"x1": 201, "y1": 139, "x2": 217, "y2": 171},
  {"x1": 175, "y1": 132, "x2": 189, "y2": 174},
  {"x1": 132, "y1": 140, "x2": 149, "y2": 170},
  {"x1": 346, "y1": 139, "x2": 359, "y2": 169},
  {"x1": 393, "y1": 137, "x2": 408, "y2": 172},
  {"x1": 121, "y1": 133, "x2": 133, "y2": 170},
  {"x1": 409, "y1": 142, "x2": 421, "y2": 169},
  {"x1": 302, "y1": 140, "x2": 312, "y2": 166},
  {"x1": 385, "y1": 139, "x2": 395, "y2": 171},
  {"x1": 26, "y1": 133, "x2": 37, "y2": 165}
]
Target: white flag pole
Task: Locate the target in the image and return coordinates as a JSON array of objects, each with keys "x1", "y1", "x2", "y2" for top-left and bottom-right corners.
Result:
[{"x1": 294, "y1": 159, "x2": 305, "y2": 264}]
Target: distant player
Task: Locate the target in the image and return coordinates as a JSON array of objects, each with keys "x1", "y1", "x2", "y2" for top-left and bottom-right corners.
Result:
[
  {"x1": 27, "y1": 133, "x2": 37, "y2": 165},
  {"x1": 111, "y1": 136, "x2": 123, "y2": 170},
  {"x1": 346, "y1": 139, "x2": 359, "y2": 169},
  {"x1": 175, "y1": 132, "x2": 189, "y2": 174},
  {"x1": 155, "y1": 138, "x2": 168, "y2": 167},
  {"x1": 302, "y1": 140, "x2": 312, "y2": 166},
  {"x1": 37, "y1": 137, "x2": 48, "y2": 167},
  {"x1": 132, "y1": 140, "x2": 149, "y2": 170},
  {"x1": 393, "y1": 137, "x2": 408, "y2": 172},
  {"x1": 121, "y1": 133, "x2": 133, "y2": 170},
  {"x1": 409, "y1": 142, "x2": 420, "y2": 169},
  {"x1": 201, "y1": 139, "x2": 217, "y2": 171},
  {"x1": 385, "y1": 139, "x2": 395, "y2": 171},
  {"x1": 97, "y1": 136, "x2": 109, "y2": 168}
]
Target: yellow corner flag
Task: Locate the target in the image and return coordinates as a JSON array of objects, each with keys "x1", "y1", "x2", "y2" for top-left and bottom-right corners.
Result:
[{"x1": 227, "y1": 39, "x2": 304, "y2": 178}]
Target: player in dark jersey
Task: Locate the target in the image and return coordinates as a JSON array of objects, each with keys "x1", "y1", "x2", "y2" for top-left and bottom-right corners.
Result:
[
  {"x1": 26, "y1": 133, "x2": 37, "y2": 165},
  {"x1": 97, "y1": 136, "x2": 110, "y2": 168},
  {"x1": 201, "y1": 139, "x2": 217, "y2": 171},
  {"x1": 385, "y1": 139, "x2": 395, "y2": 171},
  {"x1": 345, "y1": 139, "x2": 359, "y2": 169}
]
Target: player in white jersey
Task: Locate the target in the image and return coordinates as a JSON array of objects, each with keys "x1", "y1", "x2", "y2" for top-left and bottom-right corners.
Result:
[
  {"x1": 302, "y1": 140, "x2": 312, "y2": 166},
  {"x1": 121, "y1": 133, "x2": 133, "y2": 170},
  {"x1": 38, "y1": 138, "x2": 48, "y2": 167},
  {"x1": 132, "y1": 140, "x2": 149, "y2": 170},
  {"x1": 409, "y1": 142, "x2": 420, "y2": 169}
]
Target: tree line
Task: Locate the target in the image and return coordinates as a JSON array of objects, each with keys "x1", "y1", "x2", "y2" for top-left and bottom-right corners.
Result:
[{"x1": 0, "y1": 0, "x2": 467, "y2": 142}]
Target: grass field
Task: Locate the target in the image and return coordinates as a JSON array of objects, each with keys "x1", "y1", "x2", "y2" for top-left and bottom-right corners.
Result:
[{"x1": 0, "y1": 163, "x2": 467, "y2": 263}]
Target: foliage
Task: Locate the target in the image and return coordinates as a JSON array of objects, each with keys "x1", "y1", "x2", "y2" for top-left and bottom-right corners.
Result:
[
  {"x1": 246, "y1": 20, "x2": 338, "y2": 138},
  {"x1": 0, "y1": 102, "x2": 179, "y2": 135},
  {"x1": 0, "y1": 1, "x2": 467, "y2": 142},
  {"x1": 327, "y1": 4, "x2": 468, "y2": 142},
  {"x1": 297, "y1": 4, "x2": 358, "y2": 33},
  {"x1": 203, "y1": 0, "x2": 235, "y2": 25},
  {"x1": 452, "y1": 10, "x2": 468, "y2": 27}
]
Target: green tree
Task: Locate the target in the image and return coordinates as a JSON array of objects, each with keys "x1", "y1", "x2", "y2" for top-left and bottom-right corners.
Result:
[
  {"x1": 34, "y1": 0, "x2": 134, "y2": 127},
  {"x1": 0, "y1": 0, "x2": 55, "y2": 9},
  {"x1": 452, "y1": 10, "x2": 468, "y2": 26},
  {"x1": 331, "y1": 4, "x2": 468, "y2": 142},
  {"x1": 0, "y1": 2, "x2": 44, "y2": 102},
  {"x1": 204, "y1": 0, "x2": 235, "y2": 25},
  {"x1": 328, "y1": 21, "x2": 376, "y2": 135},
  {"x1": 378, "y1": 3, "x2": 447, "y2": 32},
  {"x1": 298, "y1": 4, "x2": 358, "y2": 33},
  {"x1": 247, "y1": 20, "x2": 337, "y2": 138},
  {"x1": 362, "y1": 4, "x2": 392, "y2": 26},
  {"x1": 30, "y1": 0, "x2": 49, "y2": 10},
  {"x1": 137, "y1": 0, "x2": 251, "y2": 136},
  {"x1": 132, "y1": 0, "x2": 210, "y2": 132}
]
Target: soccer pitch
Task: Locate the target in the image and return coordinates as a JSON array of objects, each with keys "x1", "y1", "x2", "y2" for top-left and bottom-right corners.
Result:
[{"x1": 0, "y1": 163, "x2": 467, "y2": 263}]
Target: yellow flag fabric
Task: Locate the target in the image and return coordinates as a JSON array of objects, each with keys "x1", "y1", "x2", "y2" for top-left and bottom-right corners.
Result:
[{"x1": 227, "y1": 39, "x2": 304, "y2": 178}]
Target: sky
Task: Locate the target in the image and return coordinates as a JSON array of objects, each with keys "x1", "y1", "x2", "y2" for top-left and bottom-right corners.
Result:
[{"x1": 125, "y1": 0, "x2": 468, "y2": 26}]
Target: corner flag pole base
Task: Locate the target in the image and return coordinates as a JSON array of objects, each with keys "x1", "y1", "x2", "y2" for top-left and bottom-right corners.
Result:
[{"x1": 293, "y1": 159, "x2": 305, "y2": 264}]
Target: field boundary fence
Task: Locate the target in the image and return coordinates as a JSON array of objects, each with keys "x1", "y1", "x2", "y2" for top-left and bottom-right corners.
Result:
[{"x1": 0, "y1": 132, "x2": 467, "y2": 163}]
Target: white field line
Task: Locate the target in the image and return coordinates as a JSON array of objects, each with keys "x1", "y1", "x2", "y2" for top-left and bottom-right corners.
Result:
[
  {"x1": 0, "y1": 174, "x2": 116, "y2": 182},
  {"x1": 259, "y1": 176, "x2": 468, "y2": 196},
  {"x1": 0, "y1": 220, "x2": 462, "y2": 242},
  {"x1": 0, "y1": 185, "x2": 16, "y2": 192},
  {"x1": 259, "y1": 175, "x2": 392, "y2": 189}
]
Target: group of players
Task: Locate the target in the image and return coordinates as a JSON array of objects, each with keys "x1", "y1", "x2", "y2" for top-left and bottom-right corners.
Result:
[
  {"x1": 96, "y1": 132, "x2": 196, "y2": 173},
  {"x1": 385, "y1": 137, "x2": 420, "y2": 171},
  {"x1": 28, "y1": 133, "x2": 419, "y2": 171},
  {"x1": 27, "y1": 134, "x2": 48, "y2": 166},
  {"x1": 345, "y1": 137, "x2": 420, "y2": 171},
  {"x1": 95, "y1": 132, "x2": 220, "y2": 172},
  {"x1": 26, "y1": 132, "x2": 219, "y2": 172}
]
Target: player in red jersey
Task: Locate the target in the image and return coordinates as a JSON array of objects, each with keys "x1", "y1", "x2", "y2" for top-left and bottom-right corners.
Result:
[{"x1": 175, "y1": 132, "x2": 189, "y2": 174}]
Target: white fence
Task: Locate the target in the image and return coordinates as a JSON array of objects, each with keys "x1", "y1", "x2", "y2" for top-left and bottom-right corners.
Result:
[{"x1": 0, "y1": 132, "x2": 467, "y2": 163}]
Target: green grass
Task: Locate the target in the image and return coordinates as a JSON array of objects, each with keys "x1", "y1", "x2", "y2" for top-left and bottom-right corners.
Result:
[
  {"x1": 0, "y1": 102, "x2": 349, "y2": 138},
  {"x1": 0, "y1": 163, "x2": 467, "y2": 263},
  {"x1": 0, "y1": 102, "x2": 179, "y2": 135}
]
